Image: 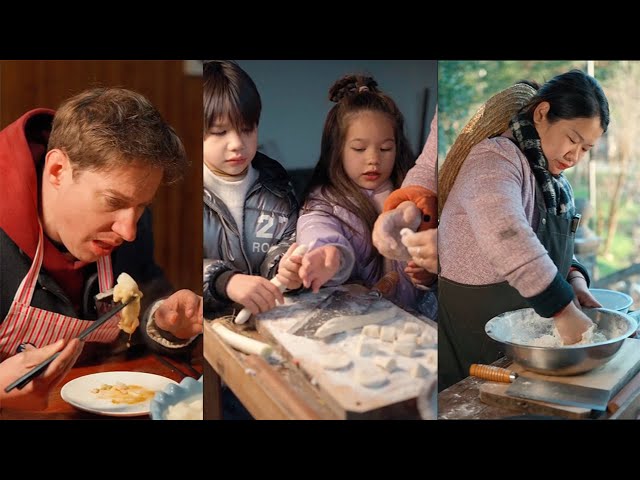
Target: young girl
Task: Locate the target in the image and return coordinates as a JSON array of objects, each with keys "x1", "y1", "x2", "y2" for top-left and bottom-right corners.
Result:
[
  {"x1": 203, "y1": 60, "x2": 303, "y2": 319},
  {"x1": 296, "y1": 74, "x2": 426, "y2": 309}
]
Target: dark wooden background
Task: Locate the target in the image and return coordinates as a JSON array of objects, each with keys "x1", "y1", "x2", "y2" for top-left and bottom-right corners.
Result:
[{"x1": 0, "y1": 60, "x2": 202, "y2": 294}]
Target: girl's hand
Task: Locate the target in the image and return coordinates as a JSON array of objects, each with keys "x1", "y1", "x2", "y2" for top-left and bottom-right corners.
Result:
[
  {"x1": 299, "y1": 245, "x2": 342, "y2": 293},
  {"x1": 276, "y1": 243, "x2": 305, "y2": 290}
]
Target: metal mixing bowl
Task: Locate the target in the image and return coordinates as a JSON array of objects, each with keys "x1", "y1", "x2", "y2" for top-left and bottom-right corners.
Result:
[
  {"x1": 589, "y1": 288, "x2": 633, "y2": 313},
  {"x1": 485, "y1": 308, "x2": 637, "y2": 375}
]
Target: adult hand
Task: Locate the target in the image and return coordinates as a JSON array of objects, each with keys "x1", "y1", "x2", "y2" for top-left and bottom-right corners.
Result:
[
  {"x1": 299, "y1": 245, "x2": 341, "y2": 293},
  {"x1": 404, "y1": 261, "x2": 437, "y2": 287},
  {"x1": 226, "y1": 274, "x2": 285, "y2": 316},
  {"x1": 276, "y1": 243, "x2": 304, "y2": 290},
  {"x1": 372, "y1": 201, "x2": 422, "y2": 260},
  {"x1": 0, "y1": 338, "x2": 84, "y2": 411},
  {"x1": 154, "y1": 289, "x2": 204, "y2": 339},
  {"x1": 554, "y1": 301, "x2": 594, "y2": 345},
  {"x1": 569, "y1": 276, "x2": 602, "y2": 308},
  {"x1": 401, "y1": 228, "x2": 438, "y2": 274}
]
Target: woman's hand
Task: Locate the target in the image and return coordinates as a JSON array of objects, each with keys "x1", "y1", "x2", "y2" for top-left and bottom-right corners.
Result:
[
  {"x1": 401, "y1": 228, "x2": 438, "y2": 274},
  {"x1": 569, "y1": 274, "x2": 602, "y2": 309},
  {"x1": 553, "y1": 301, "x2": 595, "y2": 345},
  {"x1": 372, "y1": 201, "x2": 422, "y2": 260}
]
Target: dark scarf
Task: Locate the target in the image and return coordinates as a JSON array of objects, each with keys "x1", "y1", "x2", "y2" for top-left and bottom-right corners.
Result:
[{"x1": 510, "y1": 112, "x2": 574, "y2": 217}]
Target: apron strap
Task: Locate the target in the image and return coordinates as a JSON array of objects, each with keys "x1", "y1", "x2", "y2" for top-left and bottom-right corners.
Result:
[{"x1": 14, "y1": 222, "x2": 45, "y2": 306}]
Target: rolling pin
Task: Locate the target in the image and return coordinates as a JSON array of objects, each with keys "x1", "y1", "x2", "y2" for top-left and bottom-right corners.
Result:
[
  {"x1": 607, "y1": 370, "x2": 640, "y2": 413},
  {"x1": 234, "y1": 244, "x2": 309, "y2": 325}
]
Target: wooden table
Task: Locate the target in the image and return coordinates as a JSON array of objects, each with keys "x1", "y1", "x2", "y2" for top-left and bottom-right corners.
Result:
[
  {"x1": 0, "y1": 341, "x2": 203, "y2": 420},
  {"x1": 203, "y1": 318, "x2": 340, "y2": 420},
  {"x1": 438, "y1": 357, "x2": 640, "y2": 420}
]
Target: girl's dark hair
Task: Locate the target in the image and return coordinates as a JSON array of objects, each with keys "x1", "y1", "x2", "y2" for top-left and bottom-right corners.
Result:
[
  {"x1": 302, "y1": 74, "x2": 415, "y2": 273},
  {"x1": 520, "y1": 69, "x2": 610, "y2": 132},
  {"x1": 203, "y1": 60, "x2": 261, "y2": 135}
]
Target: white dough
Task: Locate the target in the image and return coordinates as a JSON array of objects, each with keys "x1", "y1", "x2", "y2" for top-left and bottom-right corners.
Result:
[
  {"x1": 210, "y1": 322, "x2": 272, "y2": 358},
  {"x1": 355, "y1": 368, "x2": 389, "y2": 389},
  {"x1": 362, "y1": 325, "x2": 381, "y2": 338},
  {"x1": 112, "y1": 272, "x2": 143, "y2": 335},
  {"x1": 319, "y1": 353, "x2": 352, "y2": 371},
  {"x1": 314, "y1": 307, "x2": 396, "y2": 339},
  {"x1": 417, "y1": 330, "x2": 437, "y2": 346},
  {"x1": 356, "y1": 336, "x2": 376, "y2": 356},
  {"x1": 423, "y1": 349, "x2": 437, "y2": 370},
  {"x1": 374, "y1": 356, "x2": 397, "y2": 372},
  {"x1": 403, "y1": 322, "x2": 422, "y2": 334},
  {"x1": 393, "y1": 340, "x2": 415, "y2": 357},
  {"x1": 410, "y1": 363, "x2": 429, "y2": 378},
  {"x1": 397, "y1": 333, "x2": 418, "y2": 344},
  {"x1": 379, "y1": 326, "x2": 396, "y2": 342}
]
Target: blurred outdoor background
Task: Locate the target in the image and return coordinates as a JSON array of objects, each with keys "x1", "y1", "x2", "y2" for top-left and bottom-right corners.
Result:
[{"x1": 439, "y1": 61, "x2": 640, "y2": 308}]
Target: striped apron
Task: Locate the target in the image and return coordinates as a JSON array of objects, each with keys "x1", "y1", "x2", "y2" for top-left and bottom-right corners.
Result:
[{"x1": 0, "y1": 223, "x2": 122, "y2": 361}]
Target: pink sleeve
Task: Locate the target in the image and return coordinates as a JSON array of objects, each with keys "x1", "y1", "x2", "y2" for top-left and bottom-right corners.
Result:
[{"x1": 403, "y1": 110, "x2": 437, "y2": 193}]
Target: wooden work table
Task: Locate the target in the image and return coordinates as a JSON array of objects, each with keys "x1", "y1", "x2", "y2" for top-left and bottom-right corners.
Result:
[
  {"x1": 438, "y1": 357, "x2": 640, "y2": 420},
  {"x1": 1, "y1": 340, "x2": 203, "y2": 420},
  {"x1": 203, "y1": 317, "x2": 340, "y2": 420}
]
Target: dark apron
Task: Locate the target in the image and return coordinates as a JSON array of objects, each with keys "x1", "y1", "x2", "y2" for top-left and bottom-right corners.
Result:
[{"x1": 438, "y1": 184, "x2": 578, "y2": 391}]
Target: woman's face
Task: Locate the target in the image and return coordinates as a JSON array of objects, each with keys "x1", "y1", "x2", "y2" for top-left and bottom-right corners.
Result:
[{"x1": 534, "y1": 101, "x2": 604, "y2": 176}]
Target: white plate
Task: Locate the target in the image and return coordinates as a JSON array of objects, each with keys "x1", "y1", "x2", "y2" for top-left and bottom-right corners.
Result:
[{"x1": 60, "y1": 371, "x2": 178, "y2": 417}]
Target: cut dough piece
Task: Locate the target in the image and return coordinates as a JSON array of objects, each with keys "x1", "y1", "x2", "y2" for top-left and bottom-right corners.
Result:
[
  {"x1": 423, "y1": 349, "x2": 437, "y2": 370},
  {"x1": 355, "y1": 368, "x2": 389, "y2": 389},
  {"x1": 397, "y1": 333, "x2": 418, "y2": 344},
  {"x1": 393, "y1": 341, "x2": 416, "y2": 357},
  {"x1": 319, "y1": 353, "x2": 352, "y2": 371},
  {"x1": 379, "y1": 326, "x2": 396, "y2": 342},
  {"x1": 403, "y1": 322, "x2": 422, "y2": 334},
  {"x1": 362, "y1": 325, "x2": 381, "y2": 338},
  {"x1": 314, "y1": 307, "x2": 395, "y2": 339},
  {"x1": 417, "y1": 329, "x2": 437, "y2": 346},
  {"x1": 410, "y1": 363, "x2": 429, "y2": 378},
  {"x1": 374, "y1": 356, "x2": 397, "y2": 372},
  {"x1": 356, "y1": 336, "x2": 376, "y2": 356},
  {"x1": 112, "y1": 272, "x2": 143, "y2": 334}
]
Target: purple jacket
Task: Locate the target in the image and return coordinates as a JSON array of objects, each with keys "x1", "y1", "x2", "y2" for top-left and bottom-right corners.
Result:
[{"x1": 297, "y1": 187, "x2": 418, "y2": 308}]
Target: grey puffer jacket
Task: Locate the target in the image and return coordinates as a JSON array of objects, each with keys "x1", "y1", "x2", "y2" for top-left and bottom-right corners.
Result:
[{"x1": 203, "y1": 153, "x2": 299, "y2": 316}]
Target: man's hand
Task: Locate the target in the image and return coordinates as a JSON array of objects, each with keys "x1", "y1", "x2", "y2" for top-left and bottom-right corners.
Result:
[
  {"x1": 226, "y1": 274, "x2": 285, "y2": 316},
  {"x1": 154, "y1": 289, "x2": 204, "y2": 339},
  {"x1": 0, "y1": 338, "x2": 83, "y2": 411},
  {"x1": 299, "y1": 245, "x2": 342, "y2": 293},
  {"x1": 372, "y1": 201, "x2": 422, "y2": 260}
]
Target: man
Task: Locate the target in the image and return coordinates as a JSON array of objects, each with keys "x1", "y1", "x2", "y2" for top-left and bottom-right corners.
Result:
[{"x1": 0, "y1": 87, "x2": 202, "y2": 410}]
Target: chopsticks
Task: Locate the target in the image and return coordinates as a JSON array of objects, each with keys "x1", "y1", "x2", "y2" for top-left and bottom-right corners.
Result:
[{"x1": 4, "y1": 297, "x2": 135, "y2": 393}]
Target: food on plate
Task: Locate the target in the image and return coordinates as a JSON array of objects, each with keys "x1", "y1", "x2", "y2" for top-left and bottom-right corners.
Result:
[{"x1": 90, "y1": 382, "x2": 156, "y2": 405}]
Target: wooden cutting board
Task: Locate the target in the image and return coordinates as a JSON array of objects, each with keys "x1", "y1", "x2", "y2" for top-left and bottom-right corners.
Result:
[
  {"x1": 255, "y1": 284, "x2": 438, "y2": 419},
  {"x1": 479, "y1": 337, "x2": 640, "y2": 418}
]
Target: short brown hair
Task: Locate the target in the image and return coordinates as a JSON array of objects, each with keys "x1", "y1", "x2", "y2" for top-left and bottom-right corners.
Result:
[{"x1": 48, "y1": 87, "x2": 188, "y2": 184}]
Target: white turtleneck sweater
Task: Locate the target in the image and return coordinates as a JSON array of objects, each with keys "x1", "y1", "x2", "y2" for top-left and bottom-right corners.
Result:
[{"x1": 204, "y1": 163, "x2": 259, "y2": 241}]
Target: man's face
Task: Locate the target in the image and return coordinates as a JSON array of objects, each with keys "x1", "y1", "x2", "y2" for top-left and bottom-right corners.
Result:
[{"x1": 45, "y1": 150, "x2": 163, "y2": 262}]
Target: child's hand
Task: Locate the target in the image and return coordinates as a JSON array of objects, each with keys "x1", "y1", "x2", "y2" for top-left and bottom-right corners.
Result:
[
  {"x1": 299, "y1": 245, "x2": 342, "y2": 293},
  {"x1": 226, "y1": 274, "x2": 285, "y2": 315},
  {"x1": 276, "y1": 243, "x2": 304, "y2": 290},
  {"x1": 404, "y1": 261, "x2": 437, "y2": 287}
]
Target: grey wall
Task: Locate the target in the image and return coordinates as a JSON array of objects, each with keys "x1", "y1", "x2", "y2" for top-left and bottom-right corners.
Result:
[{"x1": 237, "y1": 60, "x2": 437, "y2": 171}]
